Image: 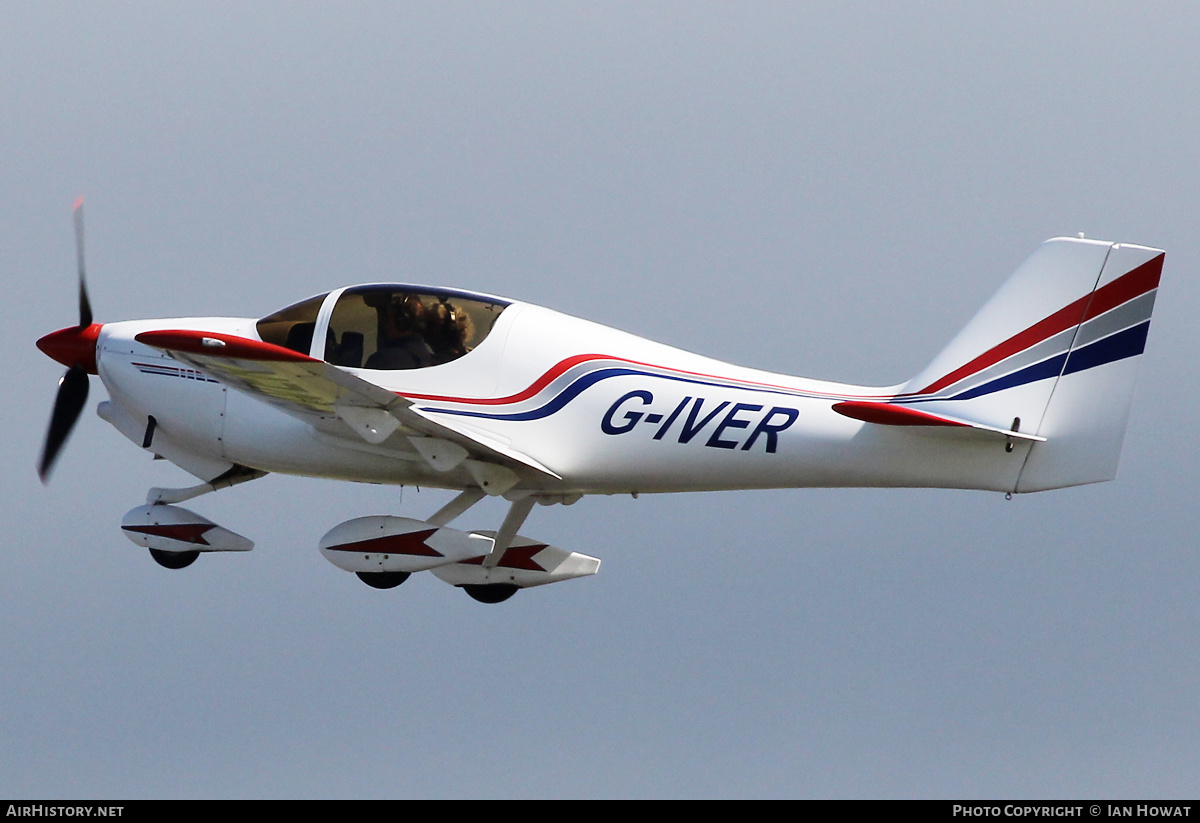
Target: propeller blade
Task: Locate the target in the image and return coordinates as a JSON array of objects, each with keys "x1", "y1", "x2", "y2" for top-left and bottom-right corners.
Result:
[
  {"x1": 38, "y1": 366, "x2": 90, "y2": 483},
  {"x1": 73, "y1": 196, "x2": 92, "y2": 327}
]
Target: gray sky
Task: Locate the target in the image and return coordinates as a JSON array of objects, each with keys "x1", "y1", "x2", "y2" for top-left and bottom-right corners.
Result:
[{"x1": 3, "y1": 2, "x2": 1199, "y2": 798}]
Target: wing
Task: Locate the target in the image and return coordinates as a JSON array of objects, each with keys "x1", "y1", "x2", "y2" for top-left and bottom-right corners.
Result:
[{"x1": 134, "y1": 330, "x2": 561, "y2": 487}]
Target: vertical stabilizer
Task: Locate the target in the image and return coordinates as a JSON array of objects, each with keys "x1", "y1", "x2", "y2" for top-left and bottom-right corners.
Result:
[
  {"x1": 1014, "y1": 243, "x2": 1163, "y2": 491},
  {"x1": 898, "y1": 237, "x2": 1163, "y2": 492}
]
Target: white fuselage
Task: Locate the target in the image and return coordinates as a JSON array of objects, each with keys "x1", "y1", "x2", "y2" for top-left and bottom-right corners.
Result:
[{"x1": 95, "y1": 296, "x2": 1032, "y2": 497}]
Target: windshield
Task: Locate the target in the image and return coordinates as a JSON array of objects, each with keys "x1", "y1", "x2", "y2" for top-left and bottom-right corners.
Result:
[{"x1": 255, "y1": 293, "x2": 329, "y2": 354}]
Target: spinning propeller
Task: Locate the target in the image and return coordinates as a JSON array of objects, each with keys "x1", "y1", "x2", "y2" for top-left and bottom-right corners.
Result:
[{"x1": 37, "y1": 197, "x2": 104, "y2": 482}]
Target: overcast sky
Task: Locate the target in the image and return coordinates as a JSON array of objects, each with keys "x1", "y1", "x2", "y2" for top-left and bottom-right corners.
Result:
[{"x1": 4, "y1": 2, "x2": 1199, "y2": 798}]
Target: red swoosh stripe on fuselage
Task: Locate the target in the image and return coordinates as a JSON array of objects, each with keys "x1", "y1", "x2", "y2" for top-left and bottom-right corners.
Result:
[
  {"x1": 411, "y1": 355, "x2": 897, "y2": 423},
  {"x1": 402, "y1": 353, "x2": 891, "y2": 408}
]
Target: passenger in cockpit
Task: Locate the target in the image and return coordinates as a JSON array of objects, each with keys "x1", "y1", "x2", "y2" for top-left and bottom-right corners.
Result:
[
  {"x1": 427, "y1": 298, "x2": 468, "y2": 364},
  {"x1": 364, "y1": 294, "x2": 434, "y2": 370}
]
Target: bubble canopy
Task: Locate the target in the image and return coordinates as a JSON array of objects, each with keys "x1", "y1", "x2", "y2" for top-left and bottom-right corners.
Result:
[{"x1": 256, "y1": 285, "x2": 511, "y2": 370}]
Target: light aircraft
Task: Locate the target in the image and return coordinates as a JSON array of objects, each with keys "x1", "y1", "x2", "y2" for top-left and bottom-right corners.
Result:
[{"x1": 38, "y1": 200, "x2": 1164, "y2": 602}]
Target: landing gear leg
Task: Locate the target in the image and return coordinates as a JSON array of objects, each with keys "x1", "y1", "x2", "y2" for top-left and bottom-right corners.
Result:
[
  {"x1": 428, "y1": 488, "x2": 485, "y2": 526},
  {"x1": 146, "y1": 465, "x2": 267, "y2": 505},
  {"x1": 458, "y1": 496, "x2": 535, "y2": 604},
  {"x1": 483, "y1": 496, "x2": 534, "y2": 568}
]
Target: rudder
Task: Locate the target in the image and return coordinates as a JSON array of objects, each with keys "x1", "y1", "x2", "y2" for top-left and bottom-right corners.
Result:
[{"x1": 1015, "y1": 242, "x2": 1163, "y2": 491}]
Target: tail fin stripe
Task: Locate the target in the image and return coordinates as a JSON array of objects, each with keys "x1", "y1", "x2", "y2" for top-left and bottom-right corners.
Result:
[
  {"x1": 941, "y1": 353, "x2": 1068, "y2": 402},
  {"x1": 1080, "y1": 254, "x2": 1163, "y2": 323},
  {"x1": 908, "y1": 289, "x2": 1158, "y2": 403},
  {"x1": 1071, "y1": 290, "x2": 1157, "y2": 351},
  {"x1": 915, "y1": 296, "x2": 1092, "y2": 395},
  {"x1": 914, "y1": 253, "x2": 1162, "y2": 396},
  {"x1": 908, "y1": 311, "x2": 1153, "y2": 405},
  {"x1": 1062, "y1": 321, "x2": 1151, "y2": 377},
  {"x1": 907, "y1": 328, "x2": 1076, "y2": 402}
]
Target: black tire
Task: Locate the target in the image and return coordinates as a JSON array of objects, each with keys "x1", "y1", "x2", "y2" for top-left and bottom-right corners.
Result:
[
  {"x1": 149, "y1": 549, "x2": 199, "y2": 570},
  {"x1": 356, "y1": 571, "x2": 411, "y2": 589},
  {"x1": 462, "y1": 583, "x2": 519, "y2": 604}
]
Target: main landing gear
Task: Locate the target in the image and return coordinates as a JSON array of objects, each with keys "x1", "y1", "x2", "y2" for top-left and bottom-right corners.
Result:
[
  {"x1": 123, "y1": 466, "x2": 264, "y2": 570},
  {"x1": 149, "y1": 549, "x2": 199, "y2": 569},
  {"x1": 333, "y1": 490, "x2": 533, "y2": 603},
  {"x1": 125, "y1": 476, "x2": 601, "y2": 602},
  {"x1": 321, "y1": 489, "x2": 598, "y2": 604},
  {"x1": 461, "y1": 584, "x2": 519, "y2": 604},
  {"x1": 355, "y1": 571, "x2": 410, "y2": 589}
]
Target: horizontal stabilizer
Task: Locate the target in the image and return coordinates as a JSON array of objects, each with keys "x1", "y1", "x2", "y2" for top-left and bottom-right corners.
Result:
[{"x1": 831, "y1": 401, "x2": 1045, "y2": 442}]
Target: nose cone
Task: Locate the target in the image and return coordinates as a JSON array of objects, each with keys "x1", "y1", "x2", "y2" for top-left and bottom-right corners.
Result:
[{"x1": 37, "y1": 323, "x2": 102, "y2": 374}]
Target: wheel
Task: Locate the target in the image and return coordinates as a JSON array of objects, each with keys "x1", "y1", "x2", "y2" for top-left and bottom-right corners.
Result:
[
  {"x1": 356, "y1": 571, "x2": 410, "y2": 589},
  {"x1": 462, "y1": 583, "x2": 519, "y2": 604},
  {"x1": 149, "y1": 549, "x2": 199, "y2": 569}
]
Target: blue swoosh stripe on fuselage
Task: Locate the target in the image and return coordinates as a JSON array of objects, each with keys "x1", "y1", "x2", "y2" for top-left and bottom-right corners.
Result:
[
  {"x1": 421, "y1": 366, "x2": 814, "y2": 422},
  {"x1": 420, "y1": 321, "x2": 1152, "y2": 423}
]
